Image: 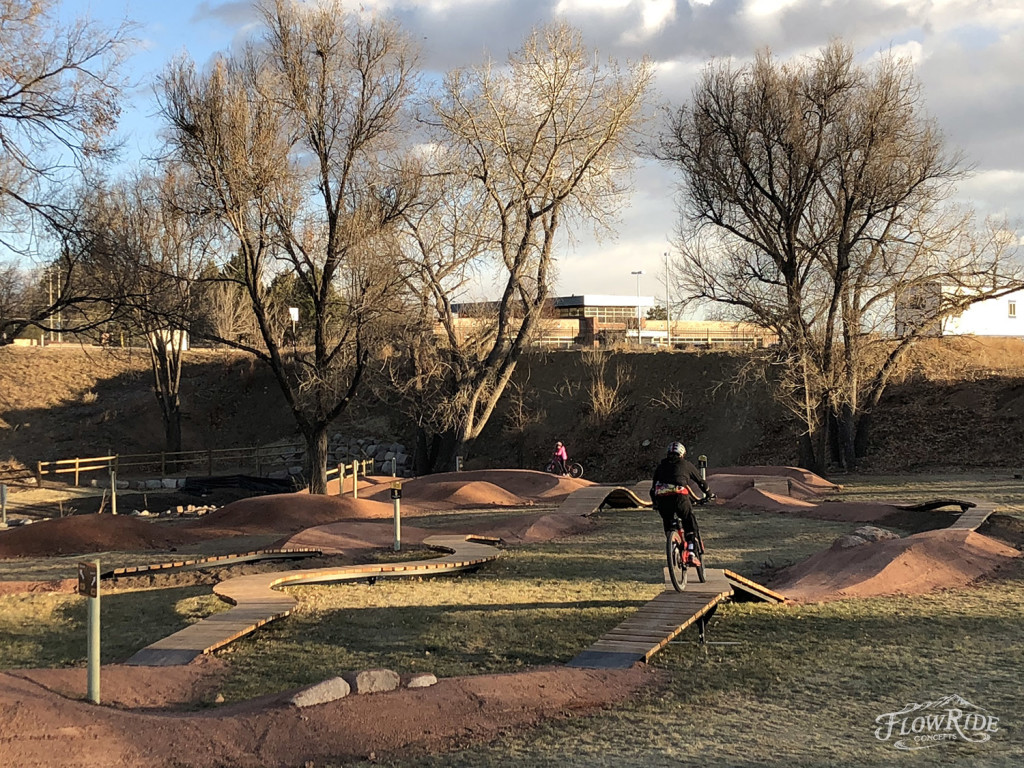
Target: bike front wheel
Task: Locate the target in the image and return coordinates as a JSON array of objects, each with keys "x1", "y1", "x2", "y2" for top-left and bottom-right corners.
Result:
[
  {"x1": 567, "y1": 462, "x2": 584, "y2": 478},
  {"x1": 666, "y1": 529, "x2": 687, "y2": 592}
]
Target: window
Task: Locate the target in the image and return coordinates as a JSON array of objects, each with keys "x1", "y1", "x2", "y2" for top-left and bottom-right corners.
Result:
[{"x1": 1010, "y1": 301, "x2": 1017, "y2": 319}]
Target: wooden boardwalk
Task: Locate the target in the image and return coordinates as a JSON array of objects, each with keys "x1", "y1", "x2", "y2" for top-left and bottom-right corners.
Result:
[
  {"x1": 102, "y1": 548, "x2": 322, "y2": 579},
  {"x1": 947, "y1": 501, "x2": 997, "y2": 532},
  {"x1": 567, "y1": 569, "x2": 736, "y2": 669},
  {"x1": 125, "y1": 535, "x2": 500, "y2": 667}
]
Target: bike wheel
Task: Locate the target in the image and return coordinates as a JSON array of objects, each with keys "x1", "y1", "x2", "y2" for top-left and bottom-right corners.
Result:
[
  {"x1": 545, "y1": 462, "x2": 557, "y2": 474},
  {"x1": 568, "y1": 462, "x2": 584, "y2": 479},
  {"x1": 666, "y1": 529, "x2": 687, "y2": 592}
]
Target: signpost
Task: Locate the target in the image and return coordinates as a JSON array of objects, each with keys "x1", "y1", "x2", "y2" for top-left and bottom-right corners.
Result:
[
  {"x1": 77, "y1": 560, "x2": 100, "y2": 704},
  {"x1": 698, "y1": 455, "x2": 708, "y2": 482},
  {"x1": 391, "y1": 482, "x2": 402, "y2": 551}
]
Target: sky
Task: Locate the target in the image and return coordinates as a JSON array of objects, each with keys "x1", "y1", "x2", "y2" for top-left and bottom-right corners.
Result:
[{"x1": 63, "y1": 0, "x2": 1024, "y2": 303}]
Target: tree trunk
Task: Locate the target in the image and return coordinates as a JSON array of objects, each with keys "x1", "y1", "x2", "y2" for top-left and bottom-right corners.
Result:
[
  {"x1": 854, "y1": 410, "x2": 873, "y2": 459},
  {"x1": 837, "y1": 402, "x2": 857, "y2": 471},
  {"x1": 413, "y1": 426, "x2": 462, "y2": 474},
  {"x1": 304, "y1": 423, "x2": 329, "y2": 494}
]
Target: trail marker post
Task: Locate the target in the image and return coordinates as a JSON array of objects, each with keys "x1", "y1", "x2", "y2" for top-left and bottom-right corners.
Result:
[
  {"x1": 391, "y1": 482, "x2": 402, "y2": 551},
  {"x1": 698, "y1": 455, "x2": 707, "y2": 482},
  {"x1": 77, "y1": 560, "x2": 101, "y2": 704}
]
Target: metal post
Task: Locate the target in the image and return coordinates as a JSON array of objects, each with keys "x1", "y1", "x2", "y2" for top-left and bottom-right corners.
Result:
[
  {"x1": 391, "y1": 482, "x2": 402, "y2": 551},
  {"x1": 109, "y1": 463, "x2": 117, "y2": 516},
  {"x1": 391, "y1": 456, "x2": 397, "y2": 477},
  {"x1": 698, "y1": 455, "x2": 707, "y2": 482},
  {"x1": 351, "y1": 460, "x2": 358, "y2": 499},
  {"x1": 78, "y1": 560, "x2": 100, "y2": 704},
  {"x1": 1, "y1": 483, "x2": 7, "y2": 526},
  {"x1": 455, "y1": 456, "x2": 463, "y2": 472},
  {"x1": 631, "y1": 270, "x2": 644, "y2": 344}
]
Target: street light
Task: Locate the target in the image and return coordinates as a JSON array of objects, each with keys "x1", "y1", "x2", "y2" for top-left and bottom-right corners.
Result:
[
  {"x1": 664, "y1": 252, "x2": 671, "y2": 350},
  {"x1": 288, "y1": 307, "x2": 299, "y2": 356},
  {"x1": 630, "y1": 270, "x2": 644, "y2": 345}
]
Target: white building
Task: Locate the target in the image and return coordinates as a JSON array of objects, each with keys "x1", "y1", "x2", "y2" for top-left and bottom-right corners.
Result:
[{"x1": 895, "y1": 283, "x2": 1023, "y2": 337}]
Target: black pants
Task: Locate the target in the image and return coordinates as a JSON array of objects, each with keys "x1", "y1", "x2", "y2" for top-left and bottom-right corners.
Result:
[{"x1": 655, "y1": 494, "x2": 700, "y2": 542}]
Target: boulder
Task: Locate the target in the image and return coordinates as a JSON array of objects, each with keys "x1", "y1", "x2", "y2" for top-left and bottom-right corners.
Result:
[
  {"x1": 852, "y1": 525, "x2": 900, "y2": 542},
  {"x1": 342, "y1": 668, "x2": 400, "y2": 695},
  {"x1": 289, "y1": 677, "x2": 351, "y2": 708},
  {"x1": 406, "y1": 673, "x2": 438, "y2": 689}
]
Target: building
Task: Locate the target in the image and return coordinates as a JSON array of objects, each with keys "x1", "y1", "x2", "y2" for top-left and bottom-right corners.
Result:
[
  {"x1": 451, "y1": 294, "x2": 776, "y2": 349},
  {"x1": 895, "y1": 283, "x2": 1023, "y2": 337}
]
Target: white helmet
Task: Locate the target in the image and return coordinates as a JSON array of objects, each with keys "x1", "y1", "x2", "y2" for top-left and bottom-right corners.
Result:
[{"x1": 667, "y1": 441, "x2": 686, "y2": 457}]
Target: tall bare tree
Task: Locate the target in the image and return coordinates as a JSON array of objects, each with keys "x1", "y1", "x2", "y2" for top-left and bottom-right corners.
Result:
[
  {"x1": 0, "y1": 0, "x2": 134, "y2": 342},
  {"x1": 159, "y1": 0, "x2": 417, "y2": 492},
  {"x1": 659, "y1": 42, "x2": 1023, "y2": 471},
  {"x1": 396, "y1": 23, "x2": 653, "y2": 472}
]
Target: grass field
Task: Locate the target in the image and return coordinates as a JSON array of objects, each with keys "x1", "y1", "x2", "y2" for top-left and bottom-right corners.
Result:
[{"x1": 1, "y1": 475, "x2": 1022, "y2": 766}]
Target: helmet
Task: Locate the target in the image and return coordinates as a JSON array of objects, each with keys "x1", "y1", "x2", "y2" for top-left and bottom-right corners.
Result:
[
  {"x1": 667, "y1": 441, "x2": 686, "y2": 457},
  {"x1": 556, "y1": 441, "x2": 563, "y2": 447}
]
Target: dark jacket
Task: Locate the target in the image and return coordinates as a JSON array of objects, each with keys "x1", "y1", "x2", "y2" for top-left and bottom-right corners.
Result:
[{"x1": 650, "y1": 455, "x2": 709, "y2": 499}]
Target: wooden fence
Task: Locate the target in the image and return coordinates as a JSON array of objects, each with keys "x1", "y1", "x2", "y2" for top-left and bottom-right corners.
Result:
[{"x1": 36, "y1": 446, "x2": 380, "y2": 486}]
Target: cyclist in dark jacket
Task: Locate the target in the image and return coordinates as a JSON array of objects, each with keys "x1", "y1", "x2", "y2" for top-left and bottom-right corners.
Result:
[{"x1": 650, "y1": 442, "x2": 713, "y2": 545}]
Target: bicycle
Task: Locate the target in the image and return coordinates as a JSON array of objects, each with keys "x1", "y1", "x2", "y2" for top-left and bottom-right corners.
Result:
[
  {"x1": 545, "y1": 459, "x2": 584, "y2": 479},
  {"x1": 665, "y1": 493, "x2": 713, "y2": 592}
]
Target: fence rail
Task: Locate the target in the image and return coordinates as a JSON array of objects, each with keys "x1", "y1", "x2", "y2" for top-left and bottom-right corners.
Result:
[{"x1": 34, "y1": 443, "x2": 385, "y2": 486}]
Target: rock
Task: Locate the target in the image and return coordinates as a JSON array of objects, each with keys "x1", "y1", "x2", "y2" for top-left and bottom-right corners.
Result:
[
  {"x1": 395, "y1": 453, "x2": 408, "y2": 465},
  {"x1": 175, "y1": 505, "x2": 185, "y2": 514},
  {"x1": 161, "y1": 478, "x2": 177, "y2": 489},
  {"x1": 134, "y1": 481, "x2": 148, "y2": 491},
  {"x1": 289, "y1": 677, "x2": 351, "y2": 708},
  {"x1": 343, "y1": 668, "x2": 400, "y2": 695},
  {"x1": 833, "y1": 534, "x2": 868, "y2": 549},
  {"x1": 852, "y1": 525, "x2": 900, "y2": 542},
  {"x1": 406, "y1": 673, "x2": 437, "y2": 689},
  {"x1": 288, "y1": 465, "x2": 304, "y2": 476},
  {"x1": 145, "y1": 479, "x2": 163, "y2": 491},
  {"x1": 268, "y1": 470, "x2": 288, "y2": 480}
]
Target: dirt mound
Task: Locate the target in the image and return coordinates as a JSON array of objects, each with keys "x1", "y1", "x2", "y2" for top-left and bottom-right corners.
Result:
[
  {"x1": 363, "y1": 470, "x2": 590, "y2": 509},
  {"x1": 723, "y1": 486, "x2": 901, "y2": 523},
  {"x1": 770, "y1": 528, "x2": 1021, "y2": 602},
  {"x1": 0, "y1": 664, "x2": 658, "y2": 768},
  {"x1": 194, "y1": 493, "x2": 393, "y2": 533},
  {"x1": 711, "y1": 465, "x2": 840, "y2": 492},
  {"x1": 729, "y1": 487, "x2": 818, "y2": 511},
  {"x1": 279, "y1": 521, "x2": 433, "y2": 553},
  {"x1": 0, "y1": 515, "x2": 199, "y2": 558}
]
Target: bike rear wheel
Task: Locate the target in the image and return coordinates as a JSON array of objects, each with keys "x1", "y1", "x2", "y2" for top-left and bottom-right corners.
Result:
[
  {"x1": 567, "y1": 462, "x2": 584, "y2": 478},
  {"x1": 666, "y1": 529, "x2": 687, "y2": 592},
  {"x1": 694, "y1": 533, "x2": 707, "y2": 583}
]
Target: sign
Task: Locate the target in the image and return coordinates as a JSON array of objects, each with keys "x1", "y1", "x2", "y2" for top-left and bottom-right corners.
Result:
[
  {"x1": 390, "y1": 482, "x2": 402, "y2": 500},
  {"x1": 78, "y1": 561, "x2": 99, "y2": 598}
]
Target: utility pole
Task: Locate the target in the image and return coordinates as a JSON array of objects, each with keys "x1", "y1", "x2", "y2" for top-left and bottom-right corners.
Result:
[
  {"x1": 631, "y1": 270, "x2": 644, "y2": 345},
  {"x1": 664, "y1": 252, "x2": 671, "y2": 349}
]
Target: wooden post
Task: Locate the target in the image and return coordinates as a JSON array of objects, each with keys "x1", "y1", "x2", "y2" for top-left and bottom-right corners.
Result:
[
  {"x1": 35, "y1": 461, "x2": 43, "y2": 486},
  {"x1": 255, "y1": 447, "x2": 261, "y2": 477},
  {"x1": 336, "y1": 464, "x2": 344, "y2": 495},
  {"x1": 351, "y1": 460, "x2": 358, "y2": 499},
  {"x1": 74, "y1": 457, "x2": 81, "y2": 486},
  {"x1": 160, "y1": 452, "x2": 166, "y2": 476},
  {"x1": 207, "y1": 448, "x2": 213, "y2": 476}
]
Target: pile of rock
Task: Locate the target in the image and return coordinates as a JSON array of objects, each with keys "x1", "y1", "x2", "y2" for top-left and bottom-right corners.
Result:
[
  {"x1": 287, "y1": 668, "x2": 437, "y2": 708},
  {"x1": 832, "y1": 525, "x2": 901, "y2": 549},
  {"x1": 328, "y1": 434, "x2": 411, "y2": 476}
]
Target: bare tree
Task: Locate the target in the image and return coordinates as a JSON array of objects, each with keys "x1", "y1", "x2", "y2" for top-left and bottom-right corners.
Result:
[
  {"x1": 659, "y1": 42, "x2": 1023, "y2": 471},
  {"x1": 0, "y1": 1, "x2": 134, "y2": 343},
  {"x1": 397, "y1": 22, "x2": 653, "y2": 472},
  {"x1": 159, "y1": 0, "x2": 418, "y2": 492}
]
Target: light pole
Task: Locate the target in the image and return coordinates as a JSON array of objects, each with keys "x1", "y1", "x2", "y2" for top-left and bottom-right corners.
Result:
[
  {"x1": 630, "y1": 270, "x2": 644, "y2": 345},
  {"x1": 664, "y1": 252, "x2": 671, "y2": 350}
]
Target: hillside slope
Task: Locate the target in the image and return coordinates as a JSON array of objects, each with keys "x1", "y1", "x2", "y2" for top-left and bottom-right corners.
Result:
[{"x1": 3, "y1": 337, "x2": 1024, "y2": 481}]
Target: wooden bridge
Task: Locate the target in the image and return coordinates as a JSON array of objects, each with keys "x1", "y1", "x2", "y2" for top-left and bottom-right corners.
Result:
[{"x1": 125, "y1": 535, "x2": 500, "y2": 667}]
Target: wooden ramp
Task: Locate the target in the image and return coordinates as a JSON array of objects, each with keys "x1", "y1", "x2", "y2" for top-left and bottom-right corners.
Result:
[
  {"x1": 558, "y1": 485, "x2": 650, "y2": 516},
  {"x1": 723, "y1": 569, "x2": 787, "y2": 603},
  {"x1": 568, "y1": 568, "x2": 783, "y2": 669},
  {"x1": 947, "y1": 501, "x2": 997, "y2": 532},
  {"x1": 125, "y1": 535, "x2": 499, "y2": 667}
]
